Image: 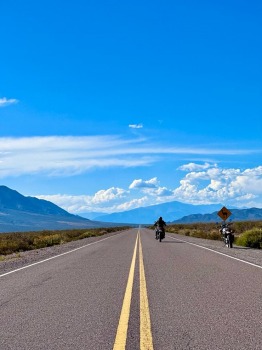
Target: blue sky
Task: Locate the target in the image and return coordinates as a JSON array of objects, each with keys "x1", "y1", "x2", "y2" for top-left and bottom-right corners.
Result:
[{"x1": 1, "y1": 0, "x2": 262, "y2": 215}]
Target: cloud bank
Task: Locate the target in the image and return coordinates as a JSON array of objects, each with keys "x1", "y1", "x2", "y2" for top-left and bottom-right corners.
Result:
[
  {"x1": 1, "y1": 135, "x2": 261, "y2": 212},
  {"x1": 36, "y1": 163, "x2": 262, "y2": 213}
]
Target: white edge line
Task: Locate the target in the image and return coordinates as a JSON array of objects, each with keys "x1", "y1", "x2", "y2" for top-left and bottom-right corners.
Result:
[
  {"x1": 167, "y1": 234, "x2": 262, "y2": 270},
  {"x1": 0, "y1": 232, "x2": 123, "y2": 278}
]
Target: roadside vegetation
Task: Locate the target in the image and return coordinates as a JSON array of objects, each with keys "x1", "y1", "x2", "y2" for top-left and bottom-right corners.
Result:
[
  {"x1": 0, "y1": 226, "x2": 130, "y2": 256},
  {"x1": 1, "y1": 220, "x2": 262, "y2": 257},
  {"x1": 161, "y1": 221, "x2": 262, "y2": 249}
]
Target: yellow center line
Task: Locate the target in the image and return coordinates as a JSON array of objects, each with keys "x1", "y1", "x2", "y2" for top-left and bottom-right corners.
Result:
[
  {"x1": 113, "y1": 229, "x2": 154, "y2": 349},
  {"x1": 139, "y1": 230, "x2": 154, "y2": 350},
  {"x1": 113, "y1": 232, "x2": 138, "y2": 350}
]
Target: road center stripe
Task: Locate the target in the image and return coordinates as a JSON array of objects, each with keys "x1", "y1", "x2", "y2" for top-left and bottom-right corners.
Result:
[
  {"x1": 113, "y1": 232, "x2": 138, "y2": 349},
  {"x1": 139, "y1": 230, "x2": 154, "y2": 350}
]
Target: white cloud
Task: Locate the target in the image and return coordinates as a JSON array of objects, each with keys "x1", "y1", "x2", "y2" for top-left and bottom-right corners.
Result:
[
  {"x1": 129, "y1": 177, "x2": 158, "y2": 189},
  {"x1": 129, "y1": 123, "x2": 143, "y2": 129},
  {"x1": 129, "y1": 178, "x2": 173, "y2": 197},
  {"x1": 2, "y1": 135, "x2": 262, "y2": 210},
  {"x1": 116, "y1": 196, "x2": 150, "y2": 211},
  {"x1": 37, "y1": 187, "x2": 129, "y2": 213},
  {"x1": 230, "y1": 167, "x2": 262, "y2": 195},
  {"x1": 154, "y1": 187, "x2": 173, "y2": 196},
  {"x1": 178, "y1": 162, "x2": 214, "y2": 172},
  {"x1": 172, "y1": 164, "x2": 262, "y2": 206},
  {"x1": 0, "y1": 97, "x2": 18, "y2": 107},
  {"x1": 92, "y1": 187, "x2": 128, "y2": 204},
  {"x1": 36, "y1": 194, "x2": 94, "y2": 214},
  {"x1": 36, "y1": 163, "x2": 262, "y2": 213}
]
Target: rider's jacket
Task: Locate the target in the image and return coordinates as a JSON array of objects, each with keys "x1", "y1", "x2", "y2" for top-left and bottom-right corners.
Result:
[{"x1": 154, "y1": 218, "x2": 166, "y2": 228}]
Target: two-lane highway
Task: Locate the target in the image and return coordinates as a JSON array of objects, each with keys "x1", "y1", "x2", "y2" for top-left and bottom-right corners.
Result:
[{"x1": 1, "y1": 228, "x2": 262, "y2": 349}]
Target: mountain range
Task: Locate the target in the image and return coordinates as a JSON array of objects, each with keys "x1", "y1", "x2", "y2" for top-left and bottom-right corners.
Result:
[
  {"x1": 83, "y1": 202, "x2": 262, "y2": 224},
  {"x1": 0, "y1": 185, "x2": 261, "y2": 233},
  {"x1": 88, "y1": 202, "x2": 227, "y2": 224}
]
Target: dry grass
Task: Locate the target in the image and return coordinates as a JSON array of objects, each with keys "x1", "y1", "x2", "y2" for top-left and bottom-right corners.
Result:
[{"x1": 0, "y1": 226, "x2": 130, "y2": 256}]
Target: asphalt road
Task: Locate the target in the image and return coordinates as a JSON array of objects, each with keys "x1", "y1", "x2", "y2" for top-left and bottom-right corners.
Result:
[{"x1": 1, "y1": 228, "x2": 262, "y2": 350}]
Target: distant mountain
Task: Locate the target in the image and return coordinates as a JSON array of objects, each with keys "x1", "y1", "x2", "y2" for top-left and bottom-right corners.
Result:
[
  {"x1": 2, "y1": 185, "x2": 259, "y2": 232},
  {"x1": 172, "y1": 207, "x2": 262, "y2": 223},
  {"x1": 0, "y1": 186, "x2": 110, "y2": 233},
  {"x1": 94, "y1": 201, "x2": 225, "y2": 224}
]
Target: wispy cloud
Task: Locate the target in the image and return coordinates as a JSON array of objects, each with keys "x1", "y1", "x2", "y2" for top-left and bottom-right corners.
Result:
[
  {"x1": 0, "y1": 97, "x2": 18, "y2": 107},
  {"x1": 0, "y1": 136, "x2": 260, "y2": 178},
  {"x1": 129, "y1": 123, "x2": 143, "y2": 129},
  {"x1": 0, "y1": 136, "x2": 155, "y2": 177}
]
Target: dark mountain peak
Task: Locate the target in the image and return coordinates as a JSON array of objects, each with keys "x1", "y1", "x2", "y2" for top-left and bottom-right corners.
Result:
[
  {"x1": 0, "y1": 185, "x2": 24, "y2": 199},
  {"x1": 0, "y1": 185, "x2": 69, "y2": 216}
]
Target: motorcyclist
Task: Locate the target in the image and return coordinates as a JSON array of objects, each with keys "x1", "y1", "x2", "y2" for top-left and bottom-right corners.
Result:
[{"x1": 154, "y1": 216, "x2": 166, "y2": 239}]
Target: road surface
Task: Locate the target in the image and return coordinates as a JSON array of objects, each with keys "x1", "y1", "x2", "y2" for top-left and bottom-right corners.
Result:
[{"x1": 1, "y1": 227, "x2": 262, "y2": 349}]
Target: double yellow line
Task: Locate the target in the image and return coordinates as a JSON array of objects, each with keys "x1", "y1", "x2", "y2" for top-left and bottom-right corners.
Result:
[{"x1": 113, "y1": 230, "x2": 154, "y2": 350}]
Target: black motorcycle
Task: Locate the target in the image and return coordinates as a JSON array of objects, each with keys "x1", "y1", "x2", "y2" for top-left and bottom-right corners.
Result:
[
  {"x1": 155, "y1": 225, "x2": 164, "y2": 242},
  {"x1": 219, "y1": 222, "x2": 234, "y2": 248}
]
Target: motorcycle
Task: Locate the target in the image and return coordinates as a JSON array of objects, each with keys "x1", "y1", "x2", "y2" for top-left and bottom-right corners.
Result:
[
  {"x1": 219, "y1": 222, "x2": 234, "y2": 248},
  {"x1": 155, "y1": 225, "x2": 165, "y2": 242}
]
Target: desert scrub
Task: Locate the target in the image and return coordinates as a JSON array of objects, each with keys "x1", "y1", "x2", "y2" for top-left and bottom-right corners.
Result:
[
  {"x1": 33, "y1": 234, "x2": 62, "y2": 249},
  {"x1": 0, "y1": 226, "x2": 130, "y2": 255},
  {"x1": 165, "y1": 223, "x2": 222, "y2": 240},
  {"x1": 79, "y1": 231, "x2": 98, "y2": 239},
  {"x1": 0, "y1": 240, "x2": 21, "y2": 255},
  {"x1": 233, "y1": 221, "x2": 262, "y2": 234},
  {"x1": 178, "y1": 228, "x2": 193, "y2": 236},
  {"x1": 235, "y1": 228, "x2": 262, "y2": 249}
]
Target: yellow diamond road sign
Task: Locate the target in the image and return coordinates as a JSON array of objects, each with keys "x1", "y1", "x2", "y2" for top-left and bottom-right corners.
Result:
[{"x1": 217, "y1": 206, "x2": 232, "y2": 221}]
